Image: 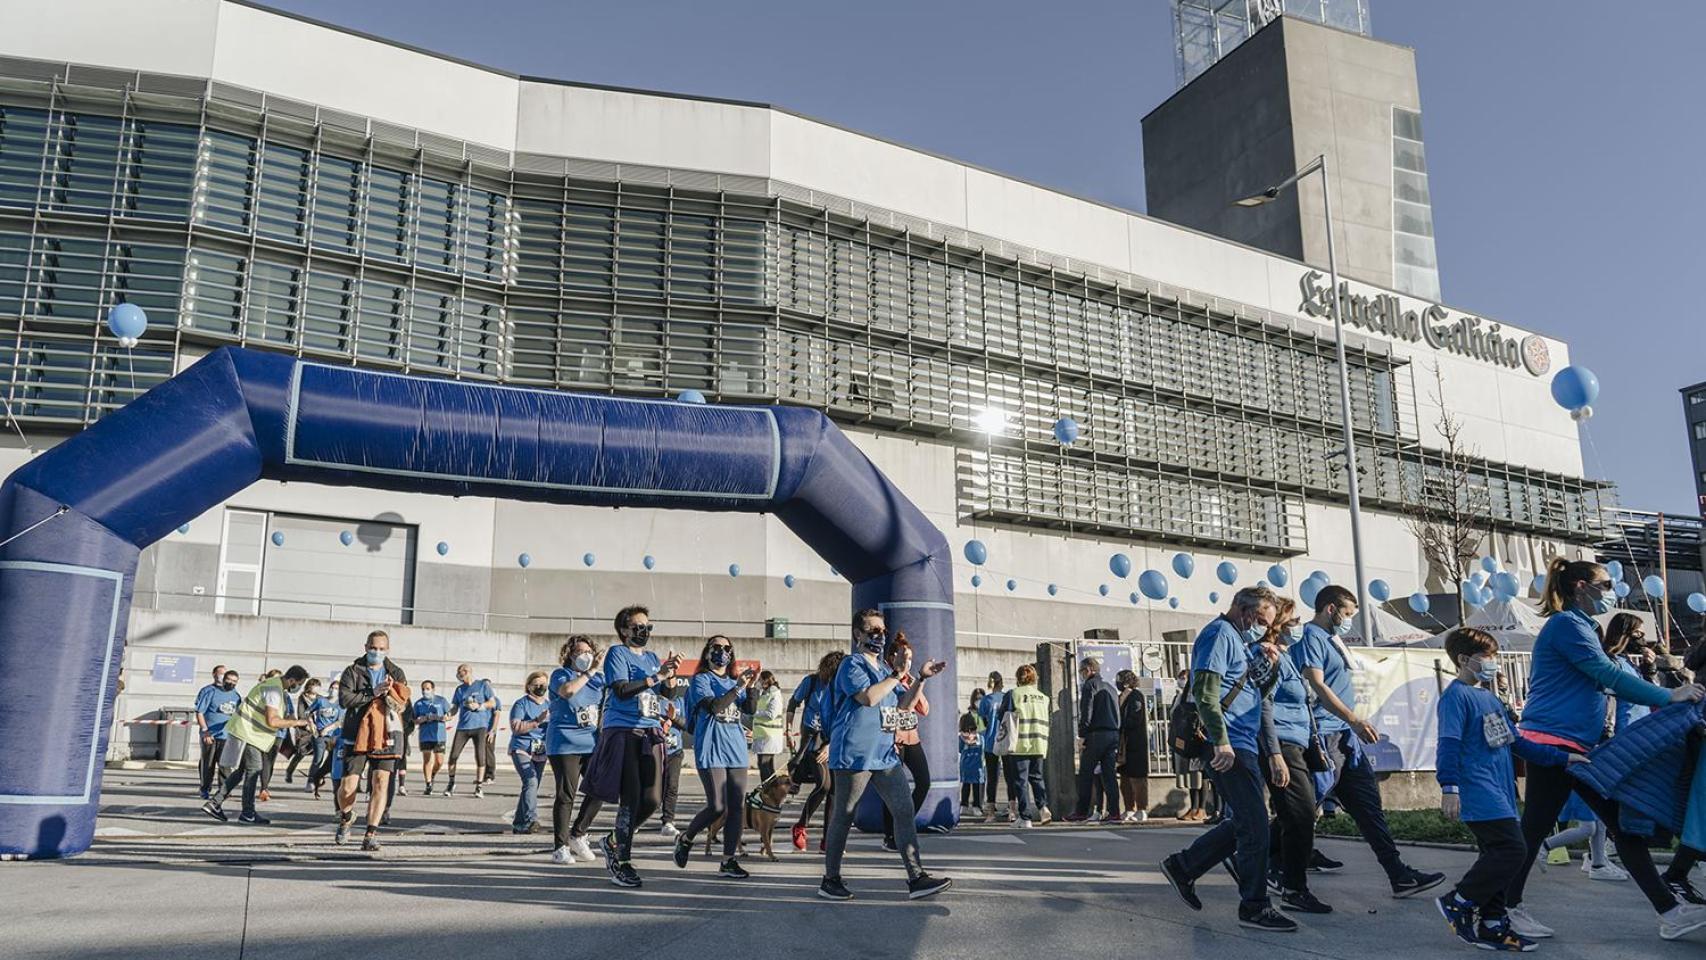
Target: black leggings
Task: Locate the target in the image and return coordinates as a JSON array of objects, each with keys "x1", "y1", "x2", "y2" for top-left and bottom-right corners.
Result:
[
  {"x1": 960, "y1": 782, "x2": 984, "y2": 807},
  {"x1": 449, "y1": 728, "x2": 488, "y2": 773},
  {"x1": 882, "y1": 742, "x2": 930, "y2": 842},
  {"x1": 1263, "y1": 742, "x2": 1317, "y2": 892},
  {"x1": 984, "y1": 752, "x2": 1009, "y2": 802},
  {"x1": 548, "y1": 753, "x2": 602, "y2": 848},
  {"x1": 612, "y1": 730, "x2": 660, "y2": 861},
  {"x1": 686, "y1": 766, "x2": 748, "y2": 858},
  {"x1": 1510, "y1": 759, "x2": 1676, "y2": 913}
]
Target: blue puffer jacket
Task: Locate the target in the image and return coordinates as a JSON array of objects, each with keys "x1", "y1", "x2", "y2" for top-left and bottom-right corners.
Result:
[{"x1": 1570, "y1": 701, "x2": 1704, "y2": 836}]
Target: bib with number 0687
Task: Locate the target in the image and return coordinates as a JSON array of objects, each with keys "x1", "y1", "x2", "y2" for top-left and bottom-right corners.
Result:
[
  {"x1": 1481, "y1": 711, "x2": 1514, "y2": 749},
  {"x1": 879, "y1": 706, "x2": 901, "y2": 733}
]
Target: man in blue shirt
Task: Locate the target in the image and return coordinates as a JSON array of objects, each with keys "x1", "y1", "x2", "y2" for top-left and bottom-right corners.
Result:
[
  {"x1": 1293, "y1": 585, "x2": 1445, "y2": 898},
  {"x1": 413, "y1": 681, "x2": 450, "y2": 795},
  {"x1": 446, "y1": 663, "x2": 495, "y2": 798},
  {"x1": 1160, "y1": 586, "x2": 1296, "y2": 932},
  {"x1": 194, "y1": 664, "x2": 236, "y2": 798}
]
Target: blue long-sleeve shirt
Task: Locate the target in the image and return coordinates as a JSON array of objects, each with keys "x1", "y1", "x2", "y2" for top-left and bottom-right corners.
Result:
[
  {"x1": 1437, "y1": 679, "x2": 1570, "y2": 821},
  {"x1": 1520, "y1": 609, "x2": 1670, "y2": 748}
]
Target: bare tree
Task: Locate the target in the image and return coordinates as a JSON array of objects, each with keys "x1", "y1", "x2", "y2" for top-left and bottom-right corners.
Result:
[{"x1": 1401, "y1": 363, "x2": 1490, "y2": 619}]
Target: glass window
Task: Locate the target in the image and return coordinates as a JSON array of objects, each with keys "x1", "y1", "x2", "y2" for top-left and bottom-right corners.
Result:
[
  {"x1": 0, "y1": 229, "x2": 27, "y2": 316},
  {"x1": 455, "y1": 294, "x2": 505, "y2": 380},
  {"x1": 183, "y1": 248, "x2": 245, "y2": 335},
  {"x1": 46, "y1": 112, "x2": 122, "y2": 214},
  {"x1": 302, "y1": 265, "x2": 355, "y2": 355},
  {"x1": 1393, "y1": 169, "x2": 1430, "y2": 206},
  {"x1": 1395, "y1": 232, "x2": 1438, "y2": 269},
  {"x1": 247, "y1": 259, "x2": 300, "y2": 345},
  {"x1": 414, "y1": 175, "x2": 458, "y2": 272},
  {"x1": 356, "y1": 277, "x2": 406, "y2": 362},
  {"x1": 310, "y1": 154, "x2": 361, "y2": 253},
  {"x1": 198, "y1": 129, "x2": 256, "y2": 232},
  {"x1": 362, "y1": 165, "x2": 411, "y2": 262},
  {"x1": 514, "y1": 198, "x2": 563, "y2": 287},
  {"x1": 30, "y1": 234, "x2": 105, "y2": 323},
  {"x1": 256, "y1": 142, "x2": 310, "y2": 244},
  {"x1": 1393, "y1": 108, "x2": 1424, "y2": 143},
  {"x1": 460, "y1": 188, "x2": 509, "y2": 282},
  {"x1": 0, "y1": 105, "x2": 50, "y2": 209},
  {"x1": 119, "y1": 119, "x2": 197, "y2": 221},
  {"x1": 1393, "y1": 138, "x2": 1427, "y2": 173},
  {"x1": 565, "y1": 202, "x2": 614, "y2": 292},
  {"x1": 107, "y1": 242, "x2": 185, "y2": 319},
  {"x1": 1394, "y1": 199, "x2": 1434, "y2": 238},
  {"x1": 406, "y1": 286, "x2": 454, "y2": 372}
]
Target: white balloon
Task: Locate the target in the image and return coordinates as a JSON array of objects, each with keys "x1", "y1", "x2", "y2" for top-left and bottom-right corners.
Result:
[{"x1": 1571, "y1": 405, "x2": 1593, "y2": 422}]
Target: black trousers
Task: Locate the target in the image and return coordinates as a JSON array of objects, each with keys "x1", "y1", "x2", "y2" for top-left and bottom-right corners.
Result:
[
  {"x1": 1073, "y1": 730, "x2": 1120, "y2": 818},
  {"x1": 548, "y1": 753, "x2": 602, "y2": 848},
  {"x1": 1458, "y1": 818, "x2": 1526, "y2": 920},
  {"x1": 658, "y1": 750, "x2": 684, "y2": 825},
  {"x1": 198, "y1": 735, "x2": 223, "y2": 794},
  {"x1": 449, "y1": 728, "x2": 488, "y2": 772},
  {"x1": 758, "y1": 754, "x2": 776, "y2": 782},
  {"x1": 1509, "y1": 759, "x2": 1675, "y2": 913},
  {"x1": 961, "y1": 781, "x2": 985, "y2": 807},
  {"x1": 985, "y1": 752, "x2": 1010, "y2": 801},
  {"x1": 1330, "y1": 732, "x2": 1405, "y2": 881},
  {"x1": 612, "y1": 731, "x2": 661, "y2": 860},
  {"x1": 882, "y1": 742, "x2": 931, "y2": 842},
  {"x1": 686, "y1": 766, "x2": 748, "y2": 858},
  {"x1": 1262, "y1": 742, "x2": 1317, "y2": 891}
]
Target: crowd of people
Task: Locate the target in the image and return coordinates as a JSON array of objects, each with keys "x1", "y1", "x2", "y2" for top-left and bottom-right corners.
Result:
[{"x1": 183, "y1": 563, "x2": 1706, "y2": 941}]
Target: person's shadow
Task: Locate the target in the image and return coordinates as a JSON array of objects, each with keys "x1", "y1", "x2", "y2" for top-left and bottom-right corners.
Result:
[{"x1": 33, "y1": 814, "x2": 66, "y2": 859}]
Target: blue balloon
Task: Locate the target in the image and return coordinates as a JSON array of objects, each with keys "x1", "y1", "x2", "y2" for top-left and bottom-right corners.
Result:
[
  {"x1": 106, "y1": 302, "x2": 148, "y2": 339},
  {"x1": 1139, "y1": 570, "x2": 1169, "y2": 601},
  {"x1": 677, "y1": 389, "x2": 707, "y2": 404},
  {"x1": 1209, "y1": 591, "x2": 1220, "y2": 604},
  {"x1": 1408, "y1": 592, "x2": 1431, "y2": 615},
  {"x1": 1492, "y1": 572, "x2": 1520, "y2": 600},
  {"x1": 728, "y1": 563, "x2": 741, "y2": 578},
  {"x1": 1266, "y1": 564, "x2": 1288, "y2": 588},
  {"x1": 583, "y1": 552, "x2": 596, "y2": 567},
  {"x1": 971, "y1": 574, "x2": 983, "y2": 588},
  {"x1": 784, "y1": 574, "x2": 796, "y2": 589},
  {"x1": 1110, "y1": 553, "x2": 1133, "y2": 579},
  {"x1": 1606, "y1": 560, "x2": 1624, "y2": 582},
  {"x1": 1129, "y1": 592, "x2": 1140, "y2": 605},
  {"x1": 1052, "y1": 417, "x2": 1080, "y2": 445},
  {"x1": 339, "y1": 530, "x2": 353, "y2": 546},
  {"x1": 1098, "y1": 584, "x2": 1110, "y2": 597},
  {"x1": 1614, "y1": 580, "x2": 1631, "y2": 599},
  {"x1": 1688, "y1": 592, "x2": 1706, "y2": 614},
  {"x1": 1047, "y1": 583, "x2": 1058, "y2": 597},
  {"x1": 1532, "y1": 573, "x2": 1546, "y2": 595},
  {"x1": 643, "y1": 554, "x2": 656, "y2": 570},
  {"x1": 1168, "y1": 597, "x2": 1180, "y2": 609},
  {"x1": 270, "y1": 531, "x2": 284, "y2": 547},
  {"x1": 1309, "y1": 570, "x2": 1327, "y2": 584},
  {"x1": 1549, "y1": 365, "x2": 1599, "y2": 412},
  {"x1": 436, "y1": 541, "x2": 450, "y2": 556},
  {"x1": 1299, "y1": 578, "x2": 1322, "y2": 607},
  {"x1": 1172, "y1": 553, "x2": 1196, "y2": 579},
  {"x1": 517, "y1": 552, "x2": 531, "y2": 568},
  {"x1": 176, "y1": 524, "x2": 190, "y2": 535},
  {"x1": 1006, "y1": 579, "x2": 1017, "y2": 592},
  {"x1": 1480, "y1": 556, "x2": 1500, "y2": 574},
  {"x1": 964, "y1": 540, "x2": 989, "y2": 566},
  {"x1": 1470, "y1": 570, "x2": 1489, "y2": 587},
  {"x1": 1216, "y1": 561, "x2": 1238, "y2": 586},
  {"x1": 1368, "y1": 578, "x2": 1391, "y2": 602},
  {"x1": 1643, "y1": 575, "x2": 1665, "y2": 599}
]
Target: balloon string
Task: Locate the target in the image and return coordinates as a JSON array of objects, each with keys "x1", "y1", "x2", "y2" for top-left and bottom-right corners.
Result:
[
  {"x1": 0, "y1": 505, "x2": 69, "y2": 551},
  {"x1": 1578, "y1": 425, "x2": 1670, "y2": 632}
]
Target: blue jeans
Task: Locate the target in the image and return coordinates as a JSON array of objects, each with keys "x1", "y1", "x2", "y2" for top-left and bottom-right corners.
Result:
[
  {"x1": 1011, "y1": 755, "x2": 1048, "y2": 819},
  {"x1": 1174, "y1": 748, "x2": 1270, "y2": 908},
  {"x1": 512, "y1": 752, "x2": 545, "y2": 829}
]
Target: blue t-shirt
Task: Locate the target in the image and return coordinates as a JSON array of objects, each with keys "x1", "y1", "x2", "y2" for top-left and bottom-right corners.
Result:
[
  {"x1": 977, "y1": 691, "x2": 1003, "y2": 752},
  {"x1": 1436, "y1": 680, "x2": 1520, "y2": 822},
  {"x1": 1290, "y1": 623, "x2": 1354, "y2": 734},
  {"x1": 1265, "y1": 648, "x2": 1312, "y2": 747},
  {"x1": 310, "y1": 695, "x2": 344, "y2": 736},
  {"x1": 791, "y1": 675, "x2": 832, "y2": 734},
  {"x1": 1190, "y1": 618, "x2": 1262, "y2": 754},
  {"x1": 664, "y1": 692, "x2": 687, "y2": 755},
  {"x1": 508, "y1": 697, "x2": 548, "y2": 756},
  {"x1": 959, "y1": 735, "x2": 985, "y2": 783},
  {"x1": 690, "y1": 672, "x2": 749, "y2": 770},
  {"x1": 451, "y1": 680, "x2": 495, "y2": 731},
  {"x1": 602, "y1": 645, "x2": 663, "y2": 730},
  {"x1": 546, "y1": 667, "x2": 605, "y2": 756},
  {"x1": 195, "y1": 684, "x2": 241, "y2": 738},
  {"x1": 829, "y1": 654, "x2": 899, "y2": 772},
  {"x1": 1521, "y1": 609, "x2": 1660, "y2": 747},
  {"x1": 413, "y1": 694, "x2": 450, "y2": 743},
  {"x1": 367, "y1": 666, "x2": 386, "y2": 693}
]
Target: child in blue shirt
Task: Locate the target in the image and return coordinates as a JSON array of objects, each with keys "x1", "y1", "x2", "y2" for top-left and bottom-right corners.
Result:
[
  {"x1": 1435, "y1": 627, "x2": 1574, "y2": 952},
  {"x1": 957, "y1": 712, "x2": 985, "y2": 816}
]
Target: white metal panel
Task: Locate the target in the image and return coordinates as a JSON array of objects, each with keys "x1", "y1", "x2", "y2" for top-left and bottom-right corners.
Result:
[
  {"x1": 963, "y1": 167, "x2": 1131, "y2": 275},
  {"x1": 768, "y1": 111, "x2": 968, "y2": 228},
  {"x1": 0, "y1": 0, "x2": 220, "y2": 79},
  {"x1": 258, "y1": 513, "x2": 415, "y2": 623},
  {"x1": 515, "y1": 82, "x2": 772, "y2": 178}
]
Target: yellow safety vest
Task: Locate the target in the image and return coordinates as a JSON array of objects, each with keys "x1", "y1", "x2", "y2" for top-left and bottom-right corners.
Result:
[
  {"x1": 1011, "y1": 685, "x2": 1052, "y2": 758},
  {"x1": 226, "y1": 677, "x2": 287, "y2": 752}
]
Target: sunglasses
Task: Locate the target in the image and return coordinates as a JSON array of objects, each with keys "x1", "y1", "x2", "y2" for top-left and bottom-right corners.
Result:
[{"x1": 711, "y1": 644, "x2": 732, "y2": 652}]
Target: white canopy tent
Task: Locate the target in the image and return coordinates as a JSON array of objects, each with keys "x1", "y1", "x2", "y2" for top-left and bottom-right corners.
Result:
[
  {"x1": 1399, "y1": 599, "x2": 1658, "y2": 651},
  {"x1": 1343, "y1": 604, "x2": 1434, "y2": 647}
]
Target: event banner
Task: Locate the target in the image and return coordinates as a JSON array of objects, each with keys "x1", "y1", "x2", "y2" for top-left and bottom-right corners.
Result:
[{"x1": 1347, "y1": 647, "x2": 1451, "y2": 772}]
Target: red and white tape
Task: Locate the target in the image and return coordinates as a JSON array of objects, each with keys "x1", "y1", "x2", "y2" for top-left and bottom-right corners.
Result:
[{"x1": 126, "y1": 718, "x2": 195, "y2": 726}]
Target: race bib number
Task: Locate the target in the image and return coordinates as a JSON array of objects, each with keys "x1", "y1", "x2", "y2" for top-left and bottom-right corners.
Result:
[
  {"x1": 217, "y1": 701, "x2": 235, "y2": 715},
  {"x1": 714, "y1": 703, "x2": 741, "y2": 724},
  {"x1": 1482, "y1": 711, "x2": 1515, "y2": 749},
  {"x1": 575, "y1": 704, "x2": 599, "y2": 727},
  {"x1": 894, "y1": 709, "x2": 918, "y2": 732},
  {"x1": 666, "y1": 728, "x2": 682, "y2": 750},
  {"x1": 638, "y1": 691, "x2": 660, "y2": 719},
  {"x1": 879, "y1": 706, "x2": 900, "y2": 733}
]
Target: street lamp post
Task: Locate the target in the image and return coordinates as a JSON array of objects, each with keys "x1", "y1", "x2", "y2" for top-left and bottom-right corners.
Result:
[{"x1": 1234, "y1": 155, "x2": 1374, "y2": 644}]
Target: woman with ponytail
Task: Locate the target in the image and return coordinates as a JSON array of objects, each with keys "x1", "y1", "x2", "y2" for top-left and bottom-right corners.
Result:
[{"x1": 1501, "y1": 557, "x2": 1706, "y2": 943}]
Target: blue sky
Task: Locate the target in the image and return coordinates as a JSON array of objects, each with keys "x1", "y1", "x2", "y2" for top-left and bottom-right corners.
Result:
[{"x1": 265, "y1": 0, "x2": 1705, "y2": 513}]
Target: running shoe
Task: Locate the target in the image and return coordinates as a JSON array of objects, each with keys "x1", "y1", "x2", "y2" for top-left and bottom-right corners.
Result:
[
  {"x1": 360, "y1": 832, "x2": 380, "y2": 853},
  {"x1": 472, "y1": 785, "x2": 485, "y2": 799},
  {"x1": 718, "y1": 857, "x2": 750, "y2": 879},
  {"x1": 569, "y1": 836, "x2": 596, "y2": 861},
  {"x1": 1237, "y1": 905, "x2": 1298, "y2": 932},
  {"x1": 1474, "y1": 918, "x2": 1537, "y2": 952},
  {"x1": 1062, "y1": 813, "x2": 1089, "y2": 823},
  {"x1": 1586, "y1": 862, "x2": 1630, "y2": 882},
  {"x1": 673, "y1": 835, "x2": 691, "y2": 869},
  {"x1": 882, "y1": 837, "x2": 897, "y2": 852},
  {"x1": 1160, "y1": 855, "x2": 1202, "y2": 912},
  {"x1": 1543, "y1": 843, "x2": 1571, "y2": 868},
  {"x1": 334, "y1": 812, "x2": 352, "y2": 845},
  {"x1": 792, "y1": 824, "x2": 808, "y2": 851},
  {"x1": 423, "y1": 782, "x2": 434, "y2": 796},
  {"x1": 201, "y1": 799, "x2": 228, "y2": 823},
  {"x1": 1667, "y1": 877, "x2": 1706, "y2": 906},
  {"x1": 601, "y1": 833, "x2": 620, "y2": 875},
  {"x1": 551, "y1": 846, "x2": 574, "y2": 865},
  {"x1": 922, "y1": 823, "x2": 951, "y2": 834},
  {"x1": 1436, "y1": 893, "x2": 1477, "y2": 946},
  {"x1": 660, "y1": 821, "x2": 680, "y2": 837},
  {"x1": 1391, "y1": 867, "x2": 1448, "y2": 898},
  {"x1": 907, "y1": 873, "x2": 952, "y2": 900},
  {"x1": 1660, "y1": 904, "x2": 1706, "y2": 941},
  {"x1": 1037, "y1": 807, "x2": 1053, "y2": 825},
  {"x1": 397, "y1": 783, "x2": 408, "y2": 797},
  {"x1": 237, "y1": 812, "x2": 270, "y2": 825},
  {"x1": 818, "y1": 875, "x2": 853, "y2": 901},
  {"x1": 610, "y1": 862, "x2": 642, "y2": 888},
  {"x1": 1308, "y1": 849, "x2": 1344, "y2": 873},
  {"x1": 1505, "y1": 907, "x2": 1554, "y2": 939},
  {"x1": 1280, "y1": 889, "x2": 1332, "y2": 914}
]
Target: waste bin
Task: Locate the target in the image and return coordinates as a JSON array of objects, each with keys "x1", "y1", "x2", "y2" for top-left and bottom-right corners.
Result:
[{"x1": 159, "y1": 707, "x2": 198, "y2": 762}]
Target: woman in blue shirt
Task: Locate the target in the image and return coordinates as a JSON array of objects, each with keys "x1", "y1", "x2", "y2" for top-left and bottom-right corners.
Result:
[
  {"x1": 672, "y1": 635, "x2": 757, "y2": 878},
  {"x1": 786, "y1": 650, "x2": 846, "y2": 852},
  {"x1": 593, "y1": 604, "x2": 681, "y2": 888},
  {"x1": 1257, "y1": 600, "x2": 1330, "y2": 915},
  {"x1": 508, "y1": 672, "x2": 550, "y2": 834},
  {"x1": 1502, "y1": 558, "x2": 1706, "y2": 943},
  {"x1": 546, "y1": 635, "x2": 606, "y2": 865}
]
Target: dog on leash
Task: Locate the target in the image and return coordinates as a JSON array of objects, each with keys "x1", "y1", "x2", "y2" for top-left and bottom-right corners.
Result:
[{"x1": 703, "y1": 772, "x2": 793, "y2": 861}]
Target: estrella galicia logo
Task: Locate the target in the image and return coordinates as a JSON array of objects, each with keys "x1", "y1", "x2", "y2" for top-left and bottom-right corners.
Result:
[{"x1": 1520, "y1": 336, "x2": 1551, "y2": 377}]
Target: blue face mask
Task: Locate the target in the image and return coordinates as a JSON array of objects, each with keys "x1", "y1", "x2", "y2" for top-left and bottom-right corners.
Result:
[
  {"x1": 1586, "y1": 591, "x2": 1614, "y2": 616},
  {"x1": 709, "y1": 648, "x2": 731, "y2": 668},
  {"x1": 860, "y1": 629, "x2": 886, "y2": 654},
  {"x1": 1287, "y1": 625, "x2": 1306, "y2": 643},
  {"x1": 1472, "y1": 657, "x2": 1501, "y2": 684},
  {"x1": 1333, "y1": 617, "x2": 1354, "y2": 638},
  {"x1": 1242, "y1": 624, "x2": 1266, "y2": 646},
  {"x1": 365, "y1": 650, "x2": 384, "y2": 666}
]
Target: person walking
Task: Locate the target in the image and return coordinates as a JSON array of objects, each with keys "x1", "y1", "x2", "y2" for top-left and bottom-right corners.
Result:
[
  {"x1": 547, "y1": 635, "x2": 606, "y2": 865},
  {"x1": 1258, "y1": 601, "x2": 1331, "y2": 915},
  {"x1": 1168, "y1": 668, "x2": 1208, "y2": 821},
  {"x1": 332, "y1": 630, "x2": 410, "y2": 851},
  {"x1": 508, "y1": 672, "x2": 550, "y2": 834},
  {"x1": 882, "y1": 633, "x2": 936, "y2": 845},
  {"x1": 1291, "y1": 584, "x2": 1445, "y2": 898},
  {"x1": 1159, "y1": 586, "x2": 1296, "y2": 933},
  {"x1": 306, "y1": 681, "x2": 342, "y2": 798},
  {"x1": 255, "y1": 668, "x2": 294, "y2": 803},
  {"x1": 283, "y1": 678, "x2": 322, "y2": 785},
  {"x1": 978, "y1": 671, "x2": 1009, "y2": 822},
  {"x1": 483, "y1": 684, "x2": 501, "y2": 785},
  {"x1": 413, "y1": 680, "x2": 450, "y2": 795},
  {"x1": 1068, "y1": 656, "x2": 1121, "y2": 823},
  {"x1": 1001, "y1": 664, "x2": 1052, "y2": 827},
  {"x1": 1500, "y1": 558, "x2": 1706, "y2": 942},
  {"x1": 446, "y1": 664, "x2": 495, "y2": 798},
  {"x1": 752, "y1": 670, "x2": 786, "y2": 782},
  {"x1": 657, "y1": 675, "x2": 688, "y2": 836},
  {"x1": 1115, "y1": 669, "x2": 1149, "y2": 823},
  {"x1": 787, "y1": 650, "x2": 844, "y2": 852},
  {"x1": 202, "y1": 666, "x2": 311, "y2": 825},
  {"x1": 674, "y1": 635, "x2": 758, "y2": 878},
  {"x1": 591, "y1": 604, "x2": 680, "y2": 888},
  {"x1": 818, "y1": 609, "x2": 951, "y2": 902},
  {"x1": 193, "y1": 666, "x2": 239, "y2": 799}
]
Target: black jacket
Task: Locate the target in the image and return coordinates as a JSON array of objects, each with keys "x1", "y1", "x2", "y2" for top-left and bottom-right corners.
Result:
[
  {"x1": 338, "y1": 656, "x2": 408, "y2": 744},
  {"x1": 1078, "y1": 674, "x2": 1121, "y2": 735}
]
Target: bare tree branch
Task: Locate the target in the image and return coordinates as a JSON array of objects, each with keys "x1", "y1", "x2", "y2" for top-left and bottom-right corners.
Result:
[{"x1": 1400, "y1": 363, "x2": 1491, "y2": 619}]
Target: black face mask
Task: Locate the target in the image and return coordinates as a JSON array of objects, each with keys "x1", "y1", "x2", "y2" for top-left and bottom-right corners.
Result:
[
  {"x1": 221, "y1": 681, "x2": 237, "y2": 691},
  {"x1": 628, "y1": 623, "x2": 653, "y2": 647},
  {"x1": 859, "y1": 629, "x2": 886, "y2": 654},
  {"x1": 527, "y1": 685, "x2": 546, "y2": 697}
]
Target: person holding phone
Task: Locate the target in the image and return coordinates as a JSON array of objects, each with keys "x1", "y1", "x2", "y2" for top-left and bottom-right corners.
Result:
[
  {"x1": 596, "y1": 604, "x2": 680, "y2": 888},
  {"x1": 673, "y1": 635, "x2": 757, "y2": 878},
  {"x1": 818, "y1": 609, "x2": 951, "y2": 902}
]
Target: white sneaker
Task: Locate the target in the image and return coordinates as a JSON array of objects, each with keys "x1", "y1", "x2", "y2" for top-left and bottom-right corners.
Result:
[
  {"x1": 1006, "y1": 802, "x2": 1017, "y2": 822},
  {"x1": 1037, "y1": 806, "x2": 1053, "y2": 825},
  {"x1": 1507, "y1": 907, "x2": 1555, "y2": 939},
  {"x1": 1587, "y1": 862, "x2": 1630, "y2": 882},
  {"x1": 551, "y1": 845, "x2": 574, "y2": 865},
  {"x1": 659, "y1": 822, "x2": 680, "y2": 837},
  {"x1": 569, "y1": 836, "x2": 596, "y2": 861},
  {"x1": 1132, "y1": 809, "x2": 1148, "y2": 823},
  {"x1": 1660, "y1": 904, "x2": 1706, "y2": 941},
  {"x1": 1019, "y1": 818, "x2": 1034, "y2": 829}
]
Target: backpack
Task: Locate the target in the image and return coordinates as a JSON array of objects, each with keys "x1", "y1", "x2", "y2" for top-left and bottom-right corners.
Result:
[{"x1": 1169, "y1": 670, "x2": 1250, "y2": 760}]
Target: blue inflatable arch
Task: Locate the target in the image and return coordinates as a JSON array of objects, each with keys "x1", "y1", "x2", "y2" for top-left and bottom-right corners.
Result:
[{"x1": 0, "y1": 347, "x2": 957, "y2": 859}]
